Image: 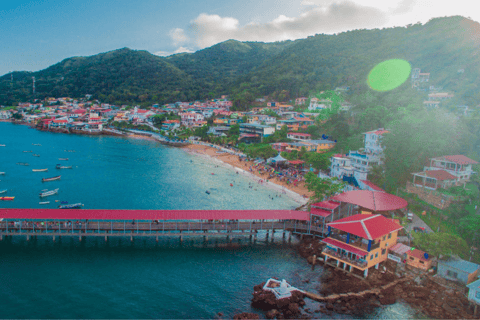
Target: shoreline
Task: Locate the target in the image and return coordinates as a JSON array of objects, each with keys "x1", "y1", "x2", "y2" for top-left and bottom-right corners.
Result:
[{"x1": 182, "y1": 143, "x2": 311, "y2": 207}]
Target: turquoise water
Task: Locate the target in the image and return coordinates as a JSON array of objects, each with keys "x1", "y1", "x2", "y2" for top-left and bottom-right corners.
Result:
[{"x1": 0, "y1": 123, "x2": 423, "y2": 319}]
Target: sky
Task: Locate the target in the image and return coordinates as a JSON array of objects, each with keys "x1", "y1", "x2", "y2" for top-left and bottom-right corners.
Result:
[{"x1": 0, "y1": 0, "x2": 479, "y2": 76}]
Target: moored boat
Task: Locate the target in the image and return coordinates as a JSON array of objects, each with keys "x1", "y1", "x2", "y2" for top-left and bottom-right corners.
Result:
[
  {"x1": 58, "y1": 203, "x2": 83, "y2": 209},
  {"x1": 42, "y1": 175, "x2": 61, "y2": 182},
  {"x1": 58, "y1": 158, "x2": 69, "y2": 161},
  {"x1": 39, "y1": 188, "x2": 59, "y2": 197},
  {"x1": 23, "y1": 150, "x2": 33, "y2": 153},
  {"x1": 32, "y1": 168, "x2": 48, "y2": 172},
  {"x1": 16, "y1": 163, "x2": 29, "y2": 166},
  {"x1": 0, "y1": 172, "x2": 5, "y2": 175},
  {"x1": 39, "y1": 201, "x2": 50, "y2": 205},
  {"x1": 0, "y1": 197, "x2": 14, "y2": 201},
  {"x1": 32, "y1": 144, "x2": 42, "y2": 146},
  {"x1": 56, "y1": 164, "x2": 73, "y2": 169},
  {"x1": 0, "y1": 144, "x2": 5, "y2": 147},
  {"x1": 33, "y1": 154, "x2": 40, "y2": 157},
  {"x1": 0, "y1": 189, "x2": 7, "y2": 194}
]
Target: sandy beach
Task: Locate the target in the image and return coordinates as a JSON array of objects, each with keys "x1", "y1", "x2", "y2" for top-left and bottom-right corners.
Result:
[{"x1": 182, "y1": 143, "x2": 312, "y2": 206}]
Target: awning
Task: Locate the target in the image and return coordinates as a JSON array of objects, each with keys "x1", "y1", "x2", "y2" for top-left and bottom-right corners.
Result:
[
  {"x1": 322, "y1": 237, "x2": 368, "y2": 256},
  {"x1": 310, "y1": 208, "x2": 332, "y2": 217}
]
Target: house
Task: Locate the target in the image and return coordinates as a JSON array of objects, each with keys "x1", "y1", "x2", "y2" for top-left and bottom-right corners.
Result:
[
  {"x1": 423, "y1": 155, "x2": 478, "y2": 185},
  {"x1": 410, "y1": 170, "x2": 458, "y2": 190},
  {"x1": 467, "y1": 279, "x2": 480, "y2": 307},
  {"x1": 287, "y1": 133, "x2": 311, "y2": 141},
  {"x1": 239, "y1": 123, "x2": 275, "y2": 140},
  {"x1": 207, "y1": 126, "x2": 230, "y2": 136},
  {"x1": 161, "y1": 120, "x2": 180, "y2": 131},
  {"x1": 308, "y1": 98, "x2": 332, "y2": 111},
  {"x1": 321, "y1": 214, "x2": 403, "y2": 277},
  {"x1": 0, "y1": 110, "x2": 12, "y2": 119},
  {"x1": 295, "y1": 97, "x2": 307, "y2": 105},
  {"x1": 406, "y1": 248, "x2": 434, "y2": 271},
  {"x1": 428, "y1": 92, "x2": 454, "y2": 101},
  {"x1": 437, "y1": 258, "x2": 480, "y2": 285}
]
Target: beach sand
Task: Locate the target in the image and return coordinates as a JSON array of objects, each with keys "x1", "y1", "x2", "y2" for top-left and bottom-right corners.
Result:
[{"x1": 183, "y1": 144, "x2": 312, "y2": 206}]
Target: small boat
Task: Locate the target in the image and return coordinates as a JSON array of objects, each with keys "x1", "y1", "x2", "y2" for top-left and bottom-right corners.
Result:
[
  {"x1": 0, "y1": 197, "x2": 14, "y2": 201},
  {"x1": 56, "y1": 164, "x2": 72, "y2": 169},
  {"x1": 230, "y1": 183, "x2": 233, "y2": 187},
  {"x1": 23, "y1": 150, "x2": 33, "y2": 153},
  {"x1": 32, "y1": 168, "x2": 48, "y2": 172},
  {"x1": 58, "y1": 203, "x2": 83, "y2": 209},
  {"x1": 33, "y1": 154, "x2": 40, "y2": 157},
  {"x1": 39, "y1": 201, "x2": 50, "y2": 205},
  {"x1": 42, "y1": 175, "x2": 61, "y2": 182},
  {"x1": 0, "y1": 189, "x2": 7, "y2": 194},
  {"x1": 16, "y1": 163, "x2": 29, "y2": 166},
  {"x1": 0, "y1": 144, "x2": 5, "y2": 147},
  {"x1": 58, "y1": 158, "x2": 69, "y2": 161},
  {"x1": 205, "y1": 190, "x2": 210, "y2": 194},
  {"x1": 39, "y1": 188, "x2": 59, "y2": 197},
  {"x1": 0, "y1": 172, "x2": 5, "y2": 175},
  {"x1": 32, "y1": 144, "x2": 42, "y2": 146},
  {"x1": 64, "y1": 150, "x2": 75, "y2": 152},
  {"x1": 61, "y1": 201, "x2": 68, "y2": 204}
]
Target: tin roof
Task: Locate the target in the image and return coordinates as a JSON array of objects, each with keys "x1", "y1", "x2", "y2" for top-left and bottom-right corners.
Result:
[
  {"x1": 327, "y1": 214, "x2": 403, "y2": 240},
  {"x1": 438, "y1": 258, "x2": 480, "y2": 274}
]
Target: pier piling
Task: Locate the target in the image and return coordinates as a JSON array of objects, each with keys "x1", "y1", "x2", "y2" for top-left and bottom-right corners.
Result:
[
  {"x1": 0, "y1": 234, "x2": 2, "y2": 241},
  {"x1": 53, "y1": 236, "x2": 55, "y2": 242},
  {"x1": 312, "y1": 255, "x2": 316, "y2": 270},
  {"x1": 27, "y1": 235, "x2": 30, "y2": 241},
  {"x1": 156, "y1": 236, "x2": 158, "y2": 242},
  {"x1": 79, "y1": 236, "x2": 82, "y2": 241},
  {"x1": 130, "y1": 235, "x2": 133, "y2": 242},
  {"x1": 105, "y1": 235, "x2": 107, "y2": 242}
]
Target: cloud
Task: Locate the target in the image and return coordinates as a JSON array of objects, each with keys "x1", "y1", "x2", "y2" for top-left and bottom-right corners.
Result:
[
  {"x1": 390, "y1": 0, "x2": 416, "y2": 15},
  {"x1": 154, "y1": 46, "x2": 194, "y2": 57},
  {"x1": 180, "y1": 1, "x2": 388, "y2": 49},
  {"x1": 168, "y1": 28, "x2": 189, "y2": 46}
]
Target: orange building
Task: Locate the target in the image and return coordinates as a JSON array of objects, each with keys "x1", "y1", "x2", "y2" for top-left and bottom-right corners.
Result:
[
  {"x1": 322, "y1": 214, "x2": 403, "y2": 277},
  {"x1": 406, "y1": 249, "x2": 433, "y2": 271}
]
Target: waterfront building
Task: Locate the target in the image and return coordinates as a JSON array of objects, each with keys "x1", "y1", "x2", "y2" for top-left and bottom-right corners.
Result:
[{"x1": 321, "y1": 213, "x2": 403, "y2": 277}]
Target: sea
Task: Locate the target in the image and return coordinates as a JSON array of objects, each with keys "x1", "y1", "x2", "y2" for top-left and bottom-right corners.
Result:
[{"x1": 0, "y1": 122, "x2": 424, "y2": 319}]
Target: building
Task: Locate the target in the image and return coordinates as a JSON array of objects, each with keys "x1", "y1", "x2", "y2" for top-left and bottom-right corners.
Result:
[
  {"x1": 437, "y1": 258, "x2": 480, "y2": 285},
  {"x1": 410, "y1": 170, "x2": 458, "y2": 190},
  {"x1": 423, "y1": 155, "x2": 478, "y2": 185},
  {"x1": 428, "y1": 92, "x2": 454, "y2": 101},
  {"x1": 467, "y1": 279, "x2": 480, "y2": 308},
  {"x1": 0, "y1": 110, "x2": 12, "y2": 119},
  {"x1": 321, "y1": 214, "x2": 403, "y2": 277},
  {"x1": 239, "y1": 123, "x2": 275, "y2": 140},
  {"x1": 287, "y1": 133, "x2": 311, "y2": 141},
  {"x1": 406, "y1": 249, "x2": 433, "y2": 271},
  {"x1": 295, "y1": 97, "x2": 307, "y2": 105}
]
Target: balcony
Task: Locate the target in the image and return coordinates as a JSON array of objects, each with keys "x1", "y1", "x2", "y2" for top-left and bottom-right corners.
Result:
[
  {"x1": 329, "y1": 233, "x2": 380, "y2": 251},
  {"x1": 322, "y1": 247, "x2": 368, "y2": 269}
]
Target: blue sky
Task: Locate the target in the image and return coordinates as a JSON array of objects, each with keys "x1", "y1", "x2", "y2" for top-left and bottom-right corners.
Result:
[{"x1": 0, "y1": 0, "x2": 478, "y2": 76}]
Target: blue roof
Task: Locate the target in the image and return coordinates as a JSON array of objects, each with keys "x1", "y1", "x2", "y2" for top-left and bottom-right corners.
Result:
[
  {"x1": 467, "y1": 278, "x2": 480, "y2": 289},
  {"x1": 439, "y1": 258, "x2": 480, "y2": 274}
]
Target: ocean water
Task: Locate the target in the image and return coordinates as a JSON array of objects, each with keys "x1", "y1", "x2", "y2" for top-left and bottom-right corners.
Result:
[{"x1": 0, "y1": 122, "x2": 424, "y2": 319}]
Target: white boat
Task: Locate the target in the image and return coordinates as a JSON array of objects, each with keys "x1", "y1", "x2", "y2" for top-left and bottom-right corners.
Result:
[
  {"x1": 0, "y1": 172, "x2": 5, "y2": 175},
  {"x1": 39, "y1": 201, "x2": 50, "y2": 205},
  {"x1": 58, "y1": 158, "x2": 69, "y2": 161},
  {"x1": 0, "y1": 189, "x2": 6, "y2": 194},
  {"x1": 32, "y1": 168, "x2": 48, "y2": 172},
  {"x1": 32, "y1": 144, "x2": 42, "y2": 146},
  {"x1": 0, "y1": 144, "x2": 5, "y2": 147},
  {"x1": 39, "y1": 188, "x2": 59, "y2": 197}
]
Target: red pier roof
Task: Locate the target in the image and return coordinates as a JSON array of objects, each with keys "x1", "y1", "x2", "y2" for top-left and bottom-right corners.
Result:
[{"x1": 0, "y1": 209, "x2": 310, "y2": 221}]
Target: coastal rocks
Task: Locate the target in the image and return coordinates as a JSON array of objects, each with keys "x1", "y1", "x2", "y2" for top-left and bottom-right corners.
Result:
[
  {"x1": 251, "y1": 283, "x2": 306, "y2": 319},
  {"x1": 233, "y1": 312, "x2": 260, "y2": 319}
]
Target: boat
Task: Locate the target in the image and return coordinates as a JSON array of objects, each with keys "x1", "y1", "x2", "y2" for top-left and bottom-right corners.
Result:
[
  {"x1": 42, "y1": 175, "x2": 61, "y2": 182},
  {"x1": 32, "y1": 144, "x2": 42, "y2": 146},
  {"x1": 61, "y1": 201, "x2": 68, "y2": 204},
  {"x1": 58, "y1": 203, "x2": 83, "y2": 209},
  {"x1": 33, "y1": 154, "x2": 40, "y2": 157},
  {"x1": 64, "y1": 150, "x2": 75, "y2": 152},
  {"x1": 56, "y1": 164, "x2": 72, "y2": 169},
  {"x1": 0, "y1": 189, "x2": 6, "y2": 194},
  {"x1": 205, "y1": 190, "x2": 210, "y2": 194},
  {"x1": 32, "y1": 168, "x2": 48, "y2": 172},
  {"x1": 58, "y1": 158, "x2": 69, "y2": 161},
  {"x1": 39, "y1": 201, "x2": 50, "y2": 205},
  {"x1": 39, "y1": 188, "x2": 59, "y2": 197},
  {"x1": 0, "y1": 172, "x2": 5, "y2": 175},
  {"x1": 23, "y1": 150, "x2": 33, "y2": 153},
  {"x1": 16, "y1": 163, "x2": 29, "y2": 166},
  {"x1": 0, "y1": 144, "x2": 5, "y2": 147},
  {"x1": 0, "y1": 197, "x2": 14, "y2": 201}
]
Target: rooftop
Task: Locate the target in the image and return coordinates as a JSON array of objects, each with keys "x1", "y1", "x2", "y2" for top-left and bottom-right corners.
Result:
[
  {"x1": 439, "y1": 258, "x2": 480, "y2": 274},
  {"x1": 327, "y1": 214, "x2": 403, "y2": 240}
]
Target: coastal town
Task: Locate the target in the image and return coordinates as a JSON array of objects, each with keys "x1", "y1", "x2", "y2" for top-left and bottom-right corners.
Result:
[{"x1": 1, "y1": 85, "x2": 479, "y2": 319}]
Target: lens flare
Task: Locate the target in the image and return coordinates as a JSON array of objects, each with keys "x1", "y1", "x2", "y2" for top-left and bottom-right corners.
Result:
[{"x1": 367, "y1": 59, "x2": 411, "y2": 91}]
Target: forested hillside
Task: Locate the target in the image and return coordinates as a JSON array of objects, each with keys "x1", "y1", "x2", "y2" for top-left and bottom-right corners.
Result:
[{"x1": 1, "y1": 16, "x2": 480, "y2": 108}]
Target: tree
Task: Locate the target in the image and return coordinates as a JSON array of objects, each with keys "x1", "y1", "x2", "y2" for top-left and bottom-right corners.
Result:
[
  {"x1": 368, "y1": 165, "x2": 386, "y2": 189},
  {"x1": 304, "y1": 172, "x2": 346, "y2": 202},
  {"x1": 457, "y1": 214, "x2": 480, "y2": 248},
  {"x1": 227, "y1": 124, "x2": 240, "y2": 137},
  {"x1": 303, "y1": 152, "x2": 331, "y2": 171},
  {"x1": 411, "y1": 232, "x2": 469, "y2": 260}
]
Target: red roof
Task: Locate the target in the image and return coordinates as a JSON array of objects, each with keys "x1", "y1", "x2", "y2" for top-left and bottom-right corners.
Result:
[
  {"x1": 424, "y1": 170, "x2": 457, "y2": 181},
  {"x1": 327, "y1": 214, "x2": 403, "y2": 240},
  {"x1": 407, "y1": 249, "x2": 431, "y2": 261},
  {"x1": 73, "y1": 109, "x2": 86, "y2": 114},
  {"x1": 311, "y1": 200, "x2": 340, "y2": 210},
  {"x1": 435, "y1": 155, "x2": 478, "y2": 165},
  {"x1": 53, "y1": 119, "x2": 68, "y2": 123},
  {"x1": 288, "y1": 133, "x2": 311, "y2": 137},
  {"x1": 360, "y1": 180, "x2": 385, "y2": 192},
  {"x1": 322, "y1": 237, "x2": 368, "y2": 256},
  {"x1": 368, "y1": 129, "x2": 389, "y2": 135},
  {"x1": 288, "y1": 160, "x2": 305, "y2": 165},
  {"x1": 0, "y1": 209, "x2": 309, "y2": 221},
  {"x1": 310, "y1": 208, "x2": 332, "y2": 217},
  {"x1": 330, "y1": 190, "x2": 408, "y2": 211}
]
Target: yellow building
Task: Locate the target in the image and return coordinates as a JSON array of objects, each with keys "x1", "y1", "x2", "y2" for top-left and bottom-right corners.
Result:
[{"x1": 322, "y1": 214, "x2": 403, "y2": 277}]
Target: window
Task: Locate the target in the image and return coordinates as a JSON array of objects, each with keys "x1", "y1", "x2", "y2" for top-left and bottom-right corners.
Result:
[
  {"x1": 409, "y1": 256, "x2": 415, "y2": 261},
  {"x1": 388, "y1": 233, "x2": 392, "y2": 239},
  {"x1": 370, "y1": 255, "x2": 374, "y2": 260},
  {"x1": 382, "y1": 249, "x2": 386, "y2": 255},
  {"x1": 476, "y1": 291, "x2": 480, "y2": 299},
  {"x1": 375, "y1": 252, "x2": 378, "y2": 258},
  {"x1": 382, "y1": 236, "x2": 386, "y2": 241},
  {"x1": 446, "y1": 270, "x2": 458, "y2": 278},
  {"x1": 420, "y1": 260, "x2": 425, "y2": 264}
]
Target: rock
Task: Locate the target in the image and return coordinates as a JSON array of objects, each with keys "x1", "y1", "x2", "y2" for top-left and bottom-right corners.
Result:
[
  {"x1": 326, "y1": 303, "x2": 334, "y2": 310},
  {"x1": 253, "y1": 282, "x2": 266, "y2": 292},
  {"x1": 217, "y1": 312, "x2": 224, "y2": 317},
  {"x1": 233, "y1": 312, "x2": 260, "y2": 320},
  {"x1": 442, "y1": 303, "x2": 458, "y2": 315},
  {"x1": 413, "y1": 276, "x2": 423, "y2": 285},
  {"x1": 265, "y1": 309, "x2": 280, "y2": 319},
  {"x1": 379, "y1": 295, "x2": 396, "y2": 305}
]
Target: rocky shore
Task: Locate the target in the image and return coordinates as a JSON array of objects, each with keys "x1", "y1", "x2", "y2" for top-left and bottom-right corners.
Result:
[{"x1": 294, "y1": 237, "x2": 479, "y2": 319}]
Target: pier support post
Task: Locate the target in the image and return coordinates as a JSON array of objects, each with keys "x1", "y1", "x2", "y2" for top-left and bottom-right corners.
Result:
[
  {"x1": 156, "y1": 236, "x2": 158, "y2": 243},
  {"x1": 27, "y1": 235, "x2": 30, "y2": 241},
  {"x1": 204, "y1": 236, "x2": 208, "y2": 242},
  {"x1": 130, "y1": 235, "x2": 133, "y2": 242},
  {"x1": 180, "y1": 236, "x2": 183, "y2": 243},
  {"x1": 282, "y1": 232, "x2": 285, "y2": 239},
  {"x1": 79, "y1": 236, "x2": 82, "y2": 241},
  {"x1": 249, "y1": 234, "x2": 252, "y2": 242},
  {"x1": 312, "y1": 255, "x2": 316, "y2": 270},
  {"x1": 105, "y1": 235, "x2": 107, "y2": 242},
  {"x1": 0, "y1": 234, "x2": 2, "y2": 241},
  {"x1": 288, "y1": 232, "x2": 292, "y2": 243},
  {"x1": 53, "y1": 236, "x2": 55, "y2": 242}
]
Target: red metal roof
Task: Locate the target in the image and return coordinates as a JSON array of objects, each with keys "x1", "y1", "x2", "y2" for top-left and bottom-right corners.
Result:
[
  {"x1": 360, "y1": 180, "x2": 385, "y2": 192},
  {"x1": 436, "y1": 155, "x2": 478, "y2": 165},
  {"x1": 288, "y1": 160, "x2": 305, "y2": 165},
  {"x1": 322, "y1": 237, "x2": 368, "y2": 256},
  {"x1": 330, "y1": 190, "x2": 407, "y2": 211},
  {"x1": 424, "y1": 170, "x2": 457, "y2": 181},
  {"x1": 0, "y1": 209, "x2": 309, "y2": 221},
  {"x1": 367, "y1": 129, "x2": 389, "y2": 135},
  {"x1": 310, "y1": 208, "x2": 332, "y2": 217},
  {"x1": 389, "y1": 243, "x2": 411, "y2": 255},
  {"x1": 327, "y1": 214, "x2": 403, "y2": 240},
  {"x1": 407, "y1": 248, "x2": 431, "y2": 261},
  {"x1": 288, "y1": 133, "x2": 311, "y2": 137},
  {"x1": 311, "y1": 200, "x2": 340, "y2": 210}
]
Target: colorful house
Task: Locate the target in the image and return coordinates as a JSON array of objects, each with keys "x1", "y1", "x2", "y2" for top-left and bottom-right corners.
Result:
[
  {"x1": 321, "y1": 214, "x2": 403, "y2": 277},
  {"x1": 406, "y1": 248, "x2": 433, "y2": 271},
  {"x1": 467, "y1": 279, "x2": 480, "y2": 307},
  {"x1": 437, "y1": 258, "x2": 480, "y2": 285}
]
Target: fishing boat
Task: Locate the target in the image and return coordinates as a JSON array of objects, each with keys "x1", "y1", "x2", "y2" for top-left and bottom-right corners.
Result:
[
  {"x1": 56, "y1": 164, "x2": 72, "y2": 169},
  {"x1": 58, "y1": 203, "x2": 83, "y2": 209},
  {"x1": 0, "y1": 197, "x2": 14, "y2": 201},
  {"x1": 39, "y1": 188, "x2": 59, "y2": 197},
  {"x1": 60, "y1": 201, "x2": 68, "y2": 204},
  {"x1": 58, "y1": 158, "x2": 69, "y2": 161},
  {"x1": 205, "y1": 190, "x2": 211, "y2": 194},
  {"x1": 39, "y1": 201, "x2": 50, "y2": 205},
  {"x1": 42, "y1": 175, "x2": 61, "y2": 182},
  {"x1": 0, "y1": 172, "x2": 5, "y2": 175},
  {"x1": 0, "y1": 144, "x2": 5, "y2": 147},
  {"x1": 32, "y1": 144, "x2": 42, "y2": 146},
  {"x1": 64, "y1": 150, "x2": 75, "y2": 152},
  {"x1": 0, "y1": 189, "x2": 7, "y2": 194},
  {"x1": 32, "y1": 168, "x2": 48, "y2": 172},
  {"x1": 33, "y1": 154, "x2": 40, "y2": 157},
  {"x1": 16, "y1": 163, "x2": 29, "y2": 166},
  {"x1": 23, "y1": 150, "x2": 33, "y2": 153}
]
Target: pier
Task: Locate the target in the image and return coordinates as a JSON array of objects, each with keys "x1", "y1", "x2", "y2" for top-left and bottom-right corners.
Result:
[{"x1": 0, "y1": 209, "x2": 328, "y2": 241}]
